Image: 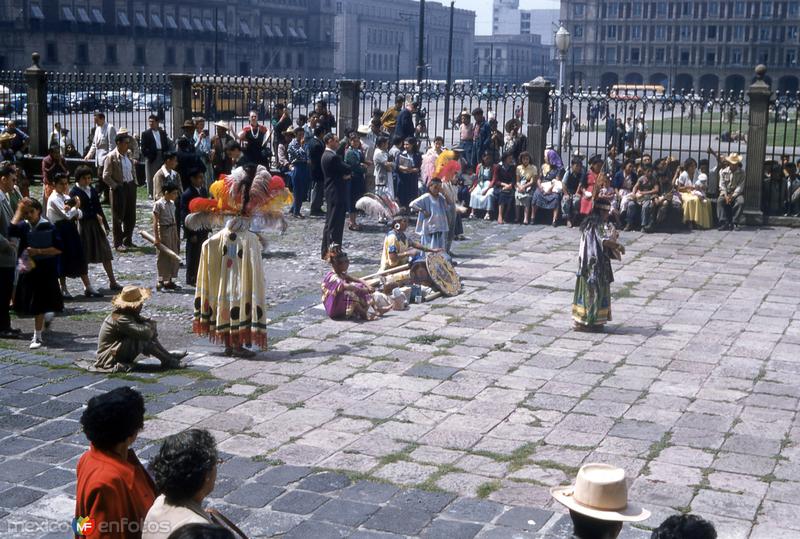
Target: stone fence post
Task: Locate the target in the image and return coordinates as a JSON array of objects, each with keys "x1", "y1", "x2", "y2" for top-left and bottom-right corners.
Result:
[
  {"x1": 169, "y1": 73, "x2": 194, "y2": 140},
  {"x1": 337, "y1": 79, "x2": 361, "y2": 136},
  {"x1": 525, "y1": 77, "x2": 552, "y2": 168},
  {"x1": 743, "y1": 65, "x2": 771, "y2": 225},
  {"x1": 24, "y1": 53, "x2": 48, "y2": 156}
]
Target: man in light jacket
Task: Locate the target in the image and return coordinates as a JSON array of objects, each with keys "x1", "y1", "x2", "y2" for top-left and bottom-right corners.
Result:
[{"x1": 102, "y1": 133, "x2": 138, "y2": 251}]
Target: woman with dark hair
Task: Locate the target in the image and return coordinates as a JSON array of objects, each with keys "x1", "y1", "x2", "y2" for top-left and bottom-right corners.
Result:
[
  {"x1": 167, "y1": 524, "x2": 234, "y2": 539},
  {"x1": 143, "y1": 429, "x2": 220, "y2": 539},
  {"x1": 396, "y1": 137, "x2": 422, "y2": 208},
  {"x1": 76, "y1": 387, "x2": 156, "y2": 539},
  {"x1": 495, "y1": 152, "x2": 517, "y2": 224},
  {"x1": 572, "y1": 198, "x2": 624, "y2": 332}
]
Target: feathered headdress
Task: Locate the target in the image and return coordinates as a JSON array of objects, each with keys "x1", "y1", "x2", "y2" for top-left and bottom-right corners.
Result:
[
  {"x1": 185, "y1": 165, "x2": 293, "y2": 232},
  {"x1": 434, "y1": 149, "x2": 461, "y2": 180},
  {"x1": 355, "y1": 193, "x2": 399, "y2": 220}
]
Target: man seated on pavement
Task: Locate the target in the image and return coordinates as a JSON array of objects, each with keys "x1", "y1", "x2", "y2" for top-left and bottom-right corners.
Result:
[
  {"x1": 92, "y1": 285, "x2": 186, "y2": 372},
  {"x1": 551, "y1": 463, "x2": 650, "y2": 539}
]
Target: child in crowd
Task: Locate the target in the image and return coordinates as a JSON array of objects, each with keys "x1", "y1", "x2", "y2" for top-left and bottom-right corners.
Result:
[
  {"x1": 411, "y1": 177, "x2": 449, "y2": 251},
  {"x1": 70, "y1": 166, "x2": 121, "y2": 292},
  {"x1": 46, "y1": 172, "x2": 100, "y2": 299},
  {"x1": 372, "y1": 136, "x2": 395, "y2": 216},
  {"x1": 515, "y1": 151, "x2": 536, "y2": 225},
  {"x1": 322, "y1": 244, "x2": 390, "y2": 321},
  {"x1": 695, "y1": 159, "x2": 710, "y2": 199},
  {"x1": 10, "y1": 198, "x2": 64, "y2": 349},
  {"x1": 181, "y1": 169, "x2": 209, "y2": 287},
  {"x1": 152, "y1": 183, "x2": 181, "y2": 291},
  {"x1": 594, "y1": 172, "x2": 619, "y2": 225}
]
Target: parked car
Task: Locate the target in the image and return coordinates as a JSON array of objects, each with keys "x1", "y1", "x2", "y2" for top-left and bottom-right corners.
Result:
[
  {"x1": 68, "y1": 91, "x2": 103, "y2": 112},
  {"x1": 147, "y1": 94, "x2": 171, "y2": 111},
  {"x1": 312, "y1": 91, "x2": 338, "y2": 106},
  {"x1": 46, "y1": 93, "x2": 70, "y2": 112}
]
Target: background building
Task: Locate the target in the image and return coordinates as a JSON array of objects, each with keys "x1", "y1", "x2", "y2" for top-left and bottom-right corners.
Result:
[
  {"x1": 333, "y1": 0, "x2": 475, "y2": 81},
  {"x1": 560, "y1": 0, "x2": 800, "y2": 93},
  {"x1": 1, "y1": 0, "x2": 335, "y2": 78},
  {"x1": 492, "y1": 0, "x2": 520, "y2": 35},
  {"x1": 474, "y1": 34, "x2": 551, "y2": 84},
  {"x1": 520, "y1": 9, "x2": 559, "y2": 45}
]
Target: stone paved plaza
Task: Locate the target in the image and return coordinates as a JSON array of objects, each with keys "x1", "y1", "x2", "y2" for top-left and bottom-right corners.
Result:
[{"x1": 1, "y1": 212, "x2": 799, "y2": 538}]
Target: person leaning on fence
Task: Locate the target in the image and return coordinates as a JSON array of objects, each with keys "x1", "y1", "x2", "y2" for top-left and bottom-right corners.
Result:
[
  {"x1": 103, "y1": 132, "x2": 138, "y2": 252},
  {"x1": 141, "y1": 114, "x2": 172, "y2": 200},
  {"x1": 381, "y1": 96, "x2": 405, "y2": 132},
  {"x1": 717, "y1": 152, "x2": 745, "y2": 231}
]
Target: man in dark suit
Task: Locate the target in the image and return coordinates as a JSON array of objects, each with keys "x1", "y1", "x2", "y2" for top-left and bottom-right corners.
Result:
[
  {"x1": 180, "y1": 168, "x2": 209, "y2": 286},
  {"x1": 307, "y1": 125, "x2": 327, "y2": 217},
  {"x1": 320, "y1": 133, "x2": 351, "y2": 259},
  {"x1": 140, "y1": 114, "x2": 171, "y2": 199},
  {"x1": 394, "y1": 100, "x2": 417, "y2": 141}
]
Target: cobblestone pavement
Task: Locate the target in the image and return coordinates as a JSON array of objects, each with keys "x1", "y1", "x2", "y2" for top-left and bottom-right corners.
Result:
[{"x1": 1, "y1": 199, "x2": 799, "y2": 537}]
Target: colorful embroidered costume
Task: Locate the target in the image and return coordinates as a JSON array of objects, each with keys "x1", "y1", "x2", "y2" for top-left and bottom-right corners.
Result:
[{"x1": 321, "y1": 271, "x2": 372, "y2": 319}]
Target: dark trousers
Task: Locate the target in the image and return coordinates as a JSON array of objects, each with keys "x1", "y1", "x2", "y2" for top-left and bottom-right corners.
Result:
[
  {"x1": 320, "y1": 193, "x2": 346, "y2": 259},
  {"x1": 291, "y1": 164, "x2": 309, "y2": 216},
  {"x1": 717, "y1": 195, "x2": 744, "y2": 225},
  {"x1": 185, "y1": 230, "x2": 208, "y2": 286},
  {"x1": 310, "y1": 176, "x2": 325, "y2": 213},
  {"x1": 0, "y1": 267, "x2": 13, "y2": 331},
  {"x1": 111, "y1": 181, "x2": 137, "y2": 248}
]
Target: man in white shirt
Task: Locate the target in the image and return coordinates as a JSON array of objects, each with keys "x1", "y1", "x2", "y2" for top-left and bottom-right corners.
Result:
[
  {"x1": 193, "y1": 117, "x2": 213, "y2": 187},
  {"x1": 102, "y1": 133, "x2": 138, "y2": 251},
  {"x1": 84, "y1": 111, "x2": 116, "y2": 172}
]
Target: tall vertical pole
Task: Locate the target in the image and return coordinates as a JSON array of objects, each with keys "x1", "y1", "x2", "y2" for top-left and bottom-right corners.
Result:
[
  {"x1": 444, "y1": 0, "x2": 454, "y2": 135},
  {"x1": 489, "y1": 43, "x2": 494, "y2": 87},
  {"x1": 416, "y1": 0, "x2": 426, "y2": 84},
  {"x1": 558, "y1": 51, "x2": 565, "y2": 153},
  {"x1": 396, "y1": 42, "x2": 401, "y2": 90},
  {"x1": 214, "y1": 7, "x2": 219, "y2": 75}
]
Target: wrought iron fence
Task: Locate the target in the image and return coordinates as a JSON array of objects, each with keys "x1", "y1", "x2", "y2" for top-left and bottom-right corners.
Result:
[
  {"x1": 0, "y1": 70, "x2": 27, "y2": 120},
  {"x1": 547, "y1": 87, "x2": 755, "y2": 167},
  {"x1": 44, "y1": 72, "x2": 171, "y2": 156},
  {"x1": 191, "y1": 75, "x2": 339, "y2": 138},
  {"x1": 359, "y1": 80, "x2": 527, "y2": 149},
  {"x1": 767, "y1": 90, "x2": 800, "y2": 162}
]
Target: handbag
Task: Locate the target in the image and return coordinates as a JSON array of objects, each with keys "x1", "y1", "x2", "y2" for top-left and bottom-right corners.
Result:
[{"x1": 208, "y1": 508, "x2": 249, "y2": 539}]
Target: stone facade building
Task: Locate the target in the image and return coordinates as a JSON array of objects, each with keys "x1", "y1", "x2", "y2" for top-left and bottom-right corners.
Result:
[
  {"x1": 2, "y1": 0, "x2": 335, "y2": 78},
  {"x1": 474, "y1": 34, "x2": 551, "y2": 85},
  {"x1": 560, "y1": 0, "x2": 800, "y2": 94},
  {"x1": 333, "y1": 0, "x2": 475, "y2": 81}
]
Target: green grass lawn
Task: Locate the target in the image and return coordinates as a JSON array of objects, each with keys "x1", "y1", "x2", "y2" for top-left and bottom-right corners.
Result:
[{"x1": 644, "y1": 117, "x2": 800, "y2": 144}]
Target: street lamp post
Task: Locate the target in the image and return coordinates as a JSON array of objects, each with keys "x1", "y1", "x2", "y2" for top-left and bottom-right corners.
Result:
[
  {"x1": 416, "y1": 0, "x2": 426, "y2": 84},
  {"x1": 444, "y1": 0, "x2": 454, "y2": 134},
  {"x1": 554, "y1": 24, "x2": 571, "y2": 153}
]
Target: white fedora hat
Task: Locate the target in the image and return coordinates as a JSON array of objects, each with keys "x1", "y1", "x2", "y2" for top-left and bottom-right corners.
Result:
[{"x1": 550, "y1": 463, "x2": 650, "y2": 523}]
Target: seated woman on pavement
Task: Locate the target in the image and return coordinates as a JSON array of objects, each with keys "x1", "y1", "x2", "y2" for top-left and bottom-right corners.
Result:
[
  {"x1": 92, "y1": 285, "x2": 186, "y2": 373},
  {"x1": 468, "y1": 152, "x2": 497, "y2": 219},
  {"x1": 673, "y1": 157, "x2": 712, "y2": 229},
  {"x1": 144, "y1": 429, "x2": 235, "y2": 539},
  {"x1": 531, "y1": 150, "x2": 564, "y2": 226}
]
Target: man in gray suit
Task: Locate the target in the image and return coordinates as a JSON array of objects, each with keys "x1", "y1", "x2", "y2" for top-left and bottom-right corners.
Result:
[{"x1": 0, "y1": 163, "x2": 21, "y2": 338}]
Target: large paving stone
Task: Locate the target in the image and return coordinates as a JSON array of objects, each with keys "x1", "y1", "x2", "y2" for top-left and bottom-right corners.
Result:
[
  {"x1": 495, "y1": 506, "x2": 552, "y2": 533},
  {"x1": 313, "y1": 498, "x2": 380, "y2": 527},
  {"x1": 421, "y1": 518, "x2": 484, "y2": 539},
  {"x1": 223, "y1": 483, "x2": 284, "y2": 508},
  {"x1": 364, "y1": 506, "x2": 434, "y2": 535},
  {"x1": 270, "y1": 490, "x2": 330, "y2": 515}
]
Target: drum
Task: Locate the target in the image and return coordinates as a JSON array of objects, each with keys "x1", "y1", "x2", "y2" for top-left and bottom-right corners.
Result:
[{"x1": 424, "y1": 252, "x2": 460, "y2": 296}]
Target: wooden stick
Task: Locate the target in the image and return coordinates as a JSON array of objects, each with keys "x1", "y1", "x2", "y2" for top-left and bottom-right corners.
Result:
[
  {"x1": 361, "y1": 263, "x2": 411, "y2": 282},
  {"x1": 423, "y1": 291, "x2": 443, "y2": 302},
  {"x1": 139, "y1": 230, "x2": 182, "y2": 264}
]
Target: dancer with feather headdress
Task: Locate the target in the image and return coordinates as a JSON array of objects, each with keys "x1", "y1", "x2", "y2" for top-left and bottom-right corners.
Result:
[{"x1": 186, "y1": 163, "x2": 292, "y2": 357}]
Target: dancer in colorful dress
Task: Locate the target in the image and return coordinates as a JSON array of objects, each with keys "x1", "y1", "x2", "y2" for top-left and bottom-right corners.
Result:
[
  {"x1": 188, "y1": 164, "x2": 292, "y2": 357},
  {"x1": 572, "y1": 198, "x2": 624, "y2": 332},
  {"x1": 322, "y1": 244, "x2": 390, "y2": 321}
]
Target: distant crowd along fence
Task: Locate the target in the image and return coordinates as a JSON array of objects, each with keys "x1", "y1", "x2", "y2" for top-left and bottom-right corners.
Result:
[{"x1": 2, "y1": 69, "x2": 798, "y2": 166}]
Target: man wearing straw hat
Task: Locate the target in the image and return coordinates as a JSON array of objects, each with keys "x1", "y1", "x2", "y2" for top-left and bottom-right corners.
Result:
[
  {"x1": 210, "y1": 120, "x2": 234, "y2": 178},
  {"x1": 716, "y1": 152, "x2": 745, "y2": 231},
  {"x1": 92, "y1": 285, "x2": 186, "y2": 372},
  {"x1": 551, "y1": 463, "x2": 650, "y2": 539}
]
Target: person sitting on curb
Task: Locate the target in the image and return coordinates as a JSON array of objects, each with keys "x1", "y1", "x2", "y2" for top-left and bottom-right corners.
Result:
[
  {"x1": 91, "y1": 285, "x2": 186, "y2": 372},
  {"x1": 551, "y1": 463, "x2": 650, "y2": 539}
]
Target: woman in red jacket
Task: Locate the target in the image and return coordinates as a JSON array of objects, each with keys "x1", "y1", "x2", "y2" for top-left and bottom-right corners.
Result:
[{"x1": 75, "y1": 387, "x2": 156, "y2": 539}]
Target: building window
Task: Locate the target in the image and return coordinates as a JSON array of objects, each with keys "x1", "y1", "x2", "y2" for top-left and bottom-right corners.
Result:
[
  {"x1": 758, "y1": 50, "x2": 769, "y2": 63},
  {"x1": 679, "y1": 50, "x2": 690, "y2": 65},
  {"x1": 630, "y1": 48, "x2": 640, "y2": 63},
  {"x1": 655, "y1": 26, "x2": 666, "y2": 40},
  {"x1": 632, "y1": 3, "x2": 643, "y2": 17},
  {"x1": 787, "y1": 49, "x2": 797, "y2": 66},
  {"x1": 789, "y1": 26, "x2": 799, "y2": 41},
  {"x1": 573, "y1": 3, "x2": 585, "y2": 17},
  {"x1": 135, "y1": 45, "x2": 146, "y2": 65},
  {"x1": 185, "y1": 48, "x2": 195, "y2": 67},
  {"x1": 705, "y1": 51, "x2": 716, "y2": 65},
  {"x1": 760, "y1": 27, "x2": 771, "y2": 41},
  {"x1": 606, "y1": 25, "x2": 617, "y2": 40},
  {"x1": 655, "y1": 48, "x2": 665, "y2": 62},
  {"x1": 573, "y1": 25, "x2": 583, "y2": 38},
  {"x1": 762, "y1": 1, "x2": 773, "y2": 17},
  {"x1": 204, "y1": 48, "x2": 213, "y2": 67},
  {"x1": 573, "y1": 47, "x2": 583, "y2": 61},
  {"x1": 707, "y1": 26, "x2": 717, "y2": 40},
  {"x1": 630, "y1": 25, "x2": 641, "y2": 40},
  {"x1": 679, "y1": 25, "x2": 691, "y2": 40},
  {"x1": 607, "y1": 2, "x2": 619, "y2": 18},
  {"x1": 45, "y1": 41, "x2": 58, "y2": 64},
  {"x1": 105, "y1": 44, "x2": 117, "y2": 65},
  {"x1": 734, "y1": 1, "x2": 746, "y2": 17},
  {"x1": 605, "y1": 47, "x2": 617, "y2": 64},
  {"x1": 708, "y1": 1, "x2": 719, "y2": 16},
  {"x1": 76, "y1": 43, "x2": 89, "y2": 64},
  {"x1": 733, "y1": 25, "x2": 745, "y2": 41},
  {"x1": 731, "y1": 48, "x2": 743, "y2": 64},
  {"x1": 165, "y1": 47, "x2": 176, "y2": 66},
  {"x1": 790, "y1": 2, "x2": 800, "y2": 16},
  {"x1": 657, "y1": 2, "x2": 668, "y2": 17}
]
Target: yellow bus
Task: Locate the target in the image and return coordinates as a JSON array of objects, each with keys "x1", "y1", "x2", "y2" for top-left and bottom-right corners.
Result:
[
  {"x1": 609, "y1": 84, "x2": 665, "y2": 100},
  {"x1": 191, "y1": 78, "x2": 292, "y2": 119}
]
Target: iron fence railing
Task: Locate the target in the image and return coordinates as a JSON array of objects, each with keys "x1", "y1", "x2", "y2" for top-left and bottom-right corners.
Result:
[{"x1": 0, "y1": 70, "x2": 27, "y2": 120}]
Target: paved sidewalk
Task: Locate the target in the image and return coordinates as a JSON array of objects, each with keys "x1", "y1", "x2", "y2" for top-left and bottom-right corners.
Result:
[{"x1": 1, "y1": 222, "x2": 799, "y2": 538}]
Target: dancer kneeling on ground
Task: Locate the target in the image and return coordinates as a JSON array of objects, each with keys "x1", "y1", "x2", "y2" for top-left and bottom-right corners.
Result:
[
  {"x1": 93, "y1": 285, "x2": 186, "y2": 372},
  {"x1": 323, "y1": 244, "x2": 391, "y2": 321}
]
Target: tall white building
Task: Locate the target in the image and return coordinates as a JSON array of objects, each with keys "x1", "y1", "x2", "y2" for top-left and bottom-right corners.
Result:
[
  {"x1": 492, "y1": 0, "x2": 520, "y2": 35},
  {"x1": 520, "y1": 9, "x2": 560, "y2": 45}
]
